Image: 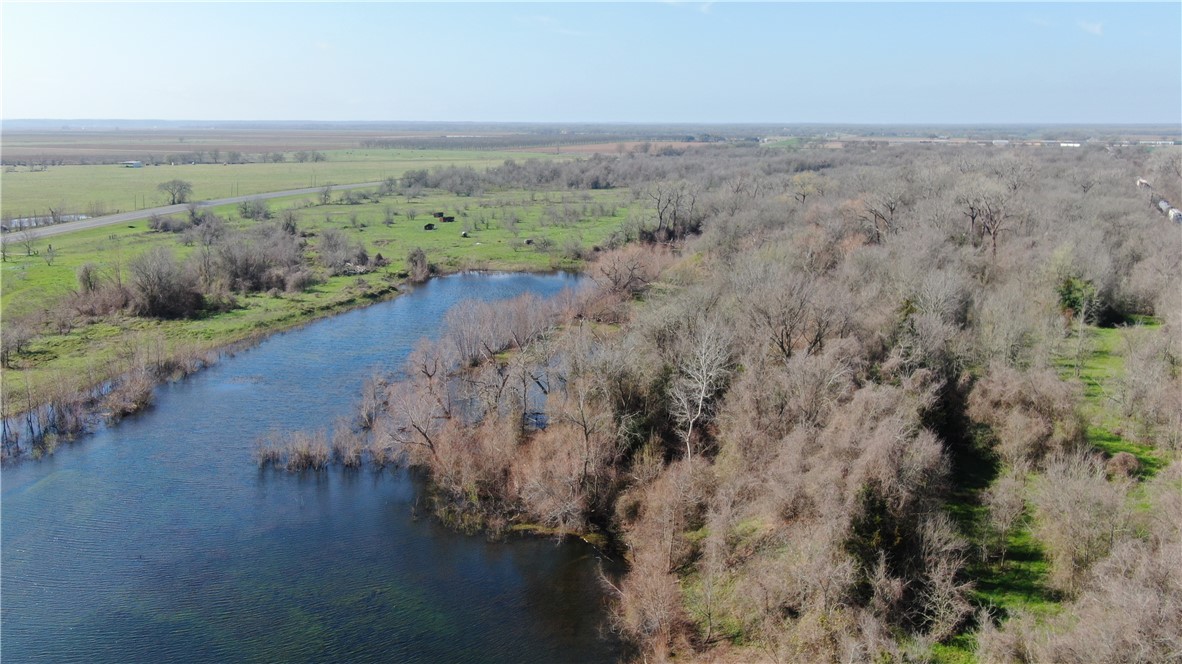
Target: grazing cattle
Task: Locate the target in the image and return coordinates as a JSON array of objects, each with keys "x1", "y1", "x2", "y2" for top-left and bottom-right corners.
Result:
[
  {"x1": 433, "y1": 212, "x2": 444, "y2": 218},
  {"x1": 524, "y1": 238, "x2": 534, "y2": 245},
  {"x1": 461, "y1": 231, "x2": 469, "y2": 238},
  {"x1": 1137, "y1": 178, "x2": 1152, "y2": 189},
  {"x1": 424, "y1": 223, "x2": 436, "y2": 231},
  {"x1": 1169, "y1": 208, "x2": 1182, "y2": 223},
  {"x1": 442, "y1": 216, "x2": 455, "y2": 223}
]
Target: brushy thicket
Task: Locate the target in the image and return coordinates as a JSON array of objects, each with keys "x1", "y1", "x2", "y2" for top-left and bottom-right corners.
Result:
[
  {"x1": 27, "y1": 209, "x2": 318, "y2": 325},
  {"x1": 361, "y1": 143, "x2": 1180, "y2": 662}
]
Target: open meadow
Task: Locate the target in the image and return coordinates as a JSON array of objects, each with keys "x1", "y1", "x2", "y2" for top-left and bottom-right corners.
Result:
[{"x1": 1, "y1": 148, "x2": 566, "y2": 220}]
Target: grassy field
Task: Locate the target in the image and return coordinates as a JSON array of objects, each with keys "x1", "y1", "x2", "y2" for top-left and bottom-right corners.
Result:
[
  {"x1": 1, "y1": 148, "x2": 562, "y2": 220},
  {"x1": 0, "y1": 184, "x2": 632, "y2": 410}
]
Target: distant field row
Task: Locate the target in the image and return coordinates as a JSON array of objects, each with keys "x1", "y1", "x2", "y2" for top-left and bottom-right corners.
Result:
[
  {"x1": 0, "y1": 127, "x2": 526, "y2": 161},
  {"x1": 1, "y1": 149, "x2": 559, "y2": 219}
]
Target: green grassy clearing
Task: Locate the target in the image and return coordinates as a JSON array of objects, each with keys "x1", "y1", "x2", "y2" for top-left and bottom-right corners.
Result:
[
  {"x1": 1, "y1": 185, "x2": 632, "y2": 409},
  {"x1": 1054, "y1": 321, "x2": 1169, "y2": 476},
  {"x1": 935, "y1": 427, "x2": 1058, "y2": 663},
  {"x1": 1, "y1": 148, "x2": 562, "y2": 219},
  {"x1": 932, "y1": 316, "x2": 1176, "y2": 662}
]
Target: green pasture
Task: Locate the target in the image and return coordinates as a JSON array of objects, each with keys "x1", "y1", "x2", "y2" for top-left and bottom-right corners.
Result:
[
  {"x1": 0, "y1": 148, "x2": 559, "y2": 219},
  {"x1": 0, "y1": 185, "x2": 631, "y2": 406}
]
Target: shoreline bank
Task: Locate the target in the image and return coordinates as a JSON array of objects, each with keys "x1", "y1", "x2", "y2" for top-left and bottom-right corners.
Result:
[{"x1": 1, "y1": 264, "x2": 587, "y2": 462}]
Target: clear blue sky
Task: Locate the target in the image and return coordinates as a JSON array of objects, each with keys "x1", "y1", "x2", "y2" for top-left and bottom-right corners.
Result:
[{"x1": 3, "y1": 2, "x2": 1179, "y2": 123}]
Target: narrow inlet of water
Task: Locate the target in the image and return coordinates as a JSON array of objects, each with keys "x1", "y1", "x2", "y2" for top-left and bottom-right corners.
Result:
[{"x1": 1, "y1": 272, "x2": 624, "y2": 663}]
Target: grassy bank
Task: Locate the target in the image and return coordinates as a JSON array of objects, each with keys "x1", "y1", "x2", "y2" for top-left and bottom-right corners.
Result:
[{"x1": 1, "y1": 184, "x2": 632, "y2": 423}]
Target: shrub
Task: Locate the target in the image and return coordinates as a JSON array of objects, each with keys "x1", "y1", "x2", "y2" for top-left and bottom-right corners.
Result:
[
  {"x1": 406, "y1": 247, "x2": 430, "y2": 282},
  {"x1": 318, "y1": 228, "x2": 368, "y2": 275},
  {"x1": 1030, "y1": 451, "x2": 1132, "y2": 595},
  {"x1": 128, "y1": 247, "x2": 202, "y2": 319},
  {"x1": 967, "y1": 365, "x2": 1085, "y2": 466}
]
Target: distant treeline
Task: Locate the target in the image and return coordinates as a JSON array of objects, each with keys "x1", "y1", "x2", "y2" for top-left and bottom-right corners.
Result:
[
  {"x1": 358, "y1": 134, "x2": 738, "y2": 151},
  {"x1": 2, "y1": 150, "x2": 326, "y2": 168}
]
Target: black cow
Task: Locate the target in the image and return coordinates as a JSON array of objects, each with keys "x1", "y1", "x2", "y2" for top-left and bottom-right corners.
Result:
[{"x1": 424, "y1": 223, "x2": 436, "y2": 231}]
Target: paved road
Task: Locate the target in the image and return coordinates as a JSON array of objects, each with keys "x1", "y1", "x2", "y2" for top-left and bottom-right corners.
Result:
[{"x1": 13, "y1": 181, "x2": 384, "y2": 241}]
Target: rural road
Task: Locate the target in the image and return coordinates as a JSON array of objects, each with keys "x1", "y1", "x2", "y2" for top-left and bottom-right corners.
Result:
[{"x1": 16, "y1": 181, "x2": 384, "y2": 241}]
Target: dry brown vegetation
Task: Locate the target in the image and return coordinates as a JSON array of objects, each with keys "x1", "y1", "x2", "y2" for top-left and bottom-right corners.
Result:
[{"x1": 347, "y1": 141, "x2": 1181, "y2": 661}]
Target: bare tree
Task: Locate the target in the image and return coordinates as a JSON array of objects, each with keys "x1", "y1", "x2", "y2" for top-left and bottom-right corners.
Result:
[
  {"x1": 76, "y1": 262, "x2": 102, "y2": 293},
  {"x1": 858, "y1": 183, "x2": 907, "y2": 243},
  {"x1": 982, "y1": 463, "x2": 1028, "y2": 562},
  {"x1": 669, "y1": 317, "x2": 734, "y2": 459},
  {"x1": 157, "y1": 179, "x2": 193, "y2": 205},
  {"x1": 1031, "y1": 451, "x2": 1132, "y2": 594},
  {"x1": 791, "y1": 171, "x2": 826, "y2": 204},
  {"x1": 977, "y1": 187, "x2": 1016, "y2": 259},
  {"x1": 18, "y1": 226, "x2": 37, "y2": 256},
  {"x1": 646, "y1": 181, "x2": 701, "y2": 242}
]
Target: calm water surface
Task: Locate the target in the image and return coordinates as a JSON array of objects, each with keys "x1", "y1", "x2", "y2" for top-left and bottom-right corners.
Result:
[{"x1": 2, "y1": 272, "x2": 624, "y2": 663}]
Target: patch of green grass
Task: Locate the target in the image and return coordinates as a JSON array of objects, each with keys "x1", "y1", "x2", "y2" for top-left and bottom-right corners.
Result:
[
  {"x1": 927, "y1": 512, "x2": 1058, "y2": 664},
  {"x1": 1053, "y1": 321, "x2": 1169, "y2": 477},
  {"x1": 930, "y1": 635, "x2": 978, "y2": 664},
  {"x1": 969, "y1": 524, "x2": 1059, "y2": 617},
  {"x1": 938, "y1": 409, "x2": 1057, "y2": 662},
  {"x1": 680, "y1": 572, "x2": 748, "y2": 645},
  {"x1": 1086, "y1": 425, "x2": 1166, "y2": 476}
]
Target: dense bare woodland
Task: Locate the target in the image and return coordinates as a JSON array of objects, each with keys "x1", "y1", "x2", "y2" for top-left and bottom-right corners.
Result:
[{"x1": 336, "y1": 143, "x2": 1182, "y2": 662}]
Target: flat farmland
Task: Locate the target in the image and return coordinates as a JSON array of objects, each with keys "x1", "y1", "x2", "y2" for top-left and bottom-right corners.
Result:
[
  {"x1": 1, "y1": 126, "x2": 537, "y2": 161},
  {"x1": 1, "y1": 149, "x2": 560, "y2": 220},
  {"x1": 508, "y1": 140, "x2": 711, "y2": 154}
]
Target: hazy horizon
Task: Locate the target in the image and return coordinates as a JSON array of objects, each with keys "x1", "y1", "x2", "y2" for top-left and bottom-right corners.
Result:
[
  {"x1": 4, "y1": 2, "x2": 1180, "y2": 125},
  {"x1": 4, "y1": 120, "x2": 1180, "y2": 128}
]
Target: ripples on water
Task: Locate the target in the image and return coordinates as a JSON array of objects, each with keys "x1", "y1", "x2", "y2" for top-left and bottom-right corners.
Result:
[{"x1": 2, "y1": 272, "x2": 624, "y2": 663}]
